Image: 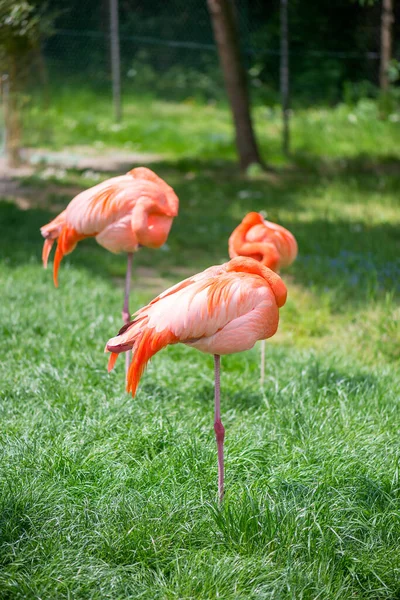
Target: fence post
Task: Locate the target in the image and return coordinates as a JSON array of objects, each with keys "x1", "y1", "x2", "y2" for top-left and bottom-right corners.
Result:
[
  {"x1": 380, "y1": 0, "x2": 394, "y2": 91},
  {"x1": 0, "y1": 74, "x2": 9, "y2": 158},
  {"x1": 280, "y1": 0, "x2": 290, "y2": 156},
  {"x1": 109, "y1": 0, "x2": 122, "y2": 122}
]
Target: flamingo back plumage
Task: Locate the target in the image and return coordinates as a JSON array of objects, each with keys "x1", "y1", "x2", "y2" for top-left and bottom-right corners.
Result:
[
  {"x1": 40, "y1": 167, "x2": 179, "y2": 286},
  {"x1": 106, "y1": 257, "x2": 287, "y2": 397},
  {"x1": 229, "y1": 212, "x2": 297, "y2": 271},
  {"x1": 42, "y1": 238, "x2": 54, "y2": 269}
]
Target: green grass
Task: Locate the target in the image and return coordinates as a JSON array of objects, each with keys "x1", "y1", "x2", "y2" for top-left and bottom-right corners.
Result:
[
  {"x1": 1, "y1": 92, "x2": 400, "y2": 598},
  {"x1": 23, "y1": 87, "x2": 400, "y2": 166}
]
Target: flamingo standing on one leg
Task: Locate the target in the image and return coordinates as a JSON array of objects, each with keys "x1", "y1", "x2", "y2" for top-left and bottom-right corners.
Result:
[
  {"x1": 228, "y1": 212, "x2": 297, "y2": 383},
  {"x1": 40, "y1": 167, "x2": 179, "y2": 375},
  {"x1": 105, "y1": 257, "x2": 287, "y2": 501}
]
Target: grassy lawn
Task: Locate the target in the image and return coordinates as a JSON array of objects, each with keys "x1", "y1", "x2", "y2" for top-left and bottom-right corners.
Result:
[
  {"x1": 0, "y1": 92, "x2": 399, "y2": 598},
  {"x1": 24, "y1": 86, "x2": 400, "y2": 165}
]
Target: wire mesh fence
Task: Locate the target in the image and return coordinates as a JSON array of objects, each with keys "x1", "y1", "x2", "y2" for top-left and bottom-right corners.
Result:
[
  {"x1": 40, "y1": 2, "x2": 384, "y2": 101},
  {"x1": 0, "y1": 75, "x2": 8, "y2": 157},
  {"x1": 0, "y1": 0, "x2": 394, "y2": 163}
]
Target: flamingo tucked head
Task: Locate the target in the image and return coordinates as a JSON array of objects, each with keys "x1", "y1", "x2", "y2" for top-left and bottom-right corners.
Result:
[
  {"x1": 228, "y1": 212, "x2": 298, "y2": 272},
  {"x1": 39, "y1": 166, "x2": 180, "y2": 287},
  {"x1": 128, "y1": 167, "x2": 179, "y2": 218}
]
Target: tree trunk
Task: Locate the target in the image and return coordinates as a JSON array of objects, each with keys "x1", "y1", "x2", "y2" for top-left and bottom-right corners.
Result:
[
  {"x1": 5, "y1": 57, "x2": 22, "y2": 167},
  {"x1": 207, "y1": 0, "x2": 262, "y2": 170},
  {"x1": 380, "y1": 0, "x2": 394, "y2": 91},
  {"x1": 280, "y1": 0, "x2": 290, "y2": 156}
]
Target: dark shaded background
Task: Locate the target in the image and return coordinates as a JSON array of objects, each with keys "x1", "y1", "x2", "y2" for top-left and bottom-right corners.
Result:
[{"x1": 41, "y1": 0, "x2": 400, "y2": 105}]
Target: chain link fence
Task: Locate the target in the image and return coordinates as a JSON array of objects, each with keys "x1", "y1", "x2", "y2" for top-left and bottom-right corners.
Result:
[
  {"x1": 0, "y1": 0, "x2": 392, "y2": 161},
  {"x1": 40, "y1": 0, "x2": 384, "y2": 100}
]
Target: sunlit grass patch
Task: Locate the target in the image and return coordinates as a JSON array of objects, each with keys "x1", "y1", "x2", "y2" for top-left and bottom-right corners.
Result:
[{"x1": 23, "y1": 87, "x2": 400, "y2": 168}]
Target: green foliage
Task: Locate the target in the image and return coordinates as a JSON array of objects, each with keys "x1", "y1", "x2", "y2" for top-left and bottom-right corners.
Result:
[
  {"x1": 245, "y1": 0, "x2": 382, "y2": 104},
  {"x1": 126, "y1": 49, "x2": 224, "y2": 102},
  {"x1": 387, "y1": 59, "x2": 400, "y2": 85},
  {"x1": 0, "y1": 0, "x2": 56, "y2": 164},
  {"x1": 35, "y1": 0, "x2": 393, "y2": 105},
  {"x1": 0, "y1": 1, "x2": 40, "y2": 48},
  {"x1": 0, "y1": 0, "x2": 53, "y2": 59},
  {"x1": 378, "y1": 87, "x2": 400, "y2": 119},
  {"x1": 342, "y1": 80, "x2": 378, "y2": 106}
]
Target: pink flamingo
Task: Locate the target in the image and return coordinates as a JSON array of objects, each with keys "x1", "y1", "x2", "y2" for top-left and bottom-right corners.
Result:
[
  {"x1": 228, "y1": 212, "x2": 297, "y2": 271},
  {"x1": 40, "y1": 167, "x2": 179, "y2": 373},
  {"x1": 228, "y1": 212, "x2": 297, "y2": 383},
  {"x1": 105, "y1": 257, "x2": 287, "y2": 501}
]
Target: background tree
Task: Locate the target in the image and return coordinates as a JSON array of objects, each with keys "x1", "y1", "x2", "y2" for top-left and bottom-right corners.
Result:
[
  {"x1": 0, "y1": 0, "x2": 53, "y2": 165},
  {"x1": 380, "y1": 0, "x2": 394, "y2": 91},
  {"x1": 206, "y1": 0, "x2": 262, "y2": 170}
]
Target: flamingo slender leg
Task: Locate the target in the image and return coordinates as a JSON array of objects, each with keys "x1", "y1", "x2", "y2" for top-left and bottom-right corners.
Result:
[
  {"x1": 214, "y1": 354, "x2": 225, "y2": 502},
  {"x1": 122, "y1": 252, "x2": 133, "y2": 377},
  {"x1": 260, "y1": 339, "x2": 266, "y2": 385}
]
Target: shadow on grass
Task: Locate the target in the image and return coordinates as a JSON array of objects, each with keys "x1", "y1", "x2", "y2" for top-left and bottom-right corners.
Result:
[
  {"x1": 224, "y1": 360, "x2": 382, "y2": 412},
  {"x1": 60, "y1": 152, "x2": 400, "y2": 179},
  {"x1": 291, "y1": 152, "x2": 400, "y2": 176},
  {"x1": 0, "y1": 496, "x2": 33, "y2": 567},
  {"x1": 0, "y1": 156, "x2": 399, "y2": 303}
]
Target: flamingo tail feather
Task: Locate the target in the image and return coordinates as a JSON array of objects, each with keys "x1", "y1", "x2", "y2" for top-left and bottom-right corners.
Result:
[
  {"x1": 42, "y1": 238, "x2": 55, "y2": 269},
  {"x1": 107, "y1": 352, "x2": 119, "y2": 372},
  {"x1": 48, "y1": 226, "x2": 87, "y2": 288},
  {"x1": 106, "y1": 322, "x2": 176, "y2": 397}
]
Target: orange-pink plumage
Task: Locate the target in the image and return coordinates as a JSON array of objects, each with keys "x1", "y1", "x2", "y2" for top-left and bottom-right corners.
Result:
[
  {"x1": 106, "y1": 257, "x2": 286, "y2": 396},
  {"x1": 229, "y1": 212, "x2": 297, "y2": 385},
  {"x1": 40, "y1": 167, "x2": 179, "y2": 287},
  {"x1": 228, "y1": 212, "x2": 297, "y2": 272}
]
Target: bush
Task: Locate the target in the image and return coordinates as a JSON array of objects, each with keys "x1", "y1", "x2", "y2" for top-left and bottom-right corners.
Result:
[{"x1": 343, "y1": 80, "x2": 379, "y2": 106}]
